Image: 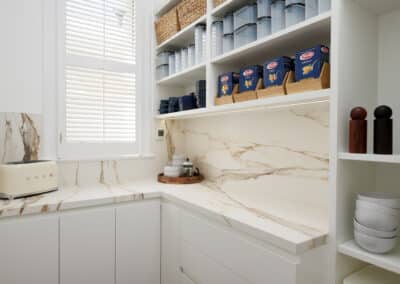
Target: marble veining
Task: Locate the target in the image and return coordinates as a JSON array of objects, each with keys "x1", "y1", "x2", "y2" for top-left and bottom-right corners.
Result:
[{"x1": 0, "y1": 113, "x2": 41, "y2": 163}]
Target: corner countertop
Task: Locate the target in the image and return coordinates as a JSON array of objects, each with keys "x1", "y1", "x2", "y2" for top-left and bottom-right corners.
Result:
[{"x1": 0, "y1": 180, "x2": 328, "y2": 255}]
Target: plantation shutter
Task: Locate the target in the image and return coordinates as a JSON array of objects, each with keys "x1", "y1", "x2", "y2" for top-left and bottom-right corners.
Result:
[{"x1": 63, "y1": 0, "x2": 137, "y2": 152}]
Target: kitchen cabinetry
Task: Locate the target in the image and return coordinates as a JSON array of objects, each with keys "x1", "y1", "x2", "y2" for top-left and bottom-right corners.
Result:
[
  {"x1": 60, "y1": 207, "x2": 116, "y2": 284},
  {"x1": 116, "y1": 200, "x2": 160, "y2": 284},
  {"x1": 161, "y1": 202, "x2": 327, "y2": 284},
  {"x1": 0, "y1": 215, "x2": 59, "y2": 284}
]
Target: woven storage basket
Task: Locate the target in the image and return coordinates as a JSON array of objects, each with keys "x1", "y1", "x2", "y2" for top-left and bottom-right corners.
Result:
[
  {"x1": 213, "y1": 0, "x2": 226, "y2": 8},
  {"x1": 155, "y1": 8, "x2": 180, "y2": 45},
  {"x1": 177, "y1": 0, "x2": 207, "y2": 29}
]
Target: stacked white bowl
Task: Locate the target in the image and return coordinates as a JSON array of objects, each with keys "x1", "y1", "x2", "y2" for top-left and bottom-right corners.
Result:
[{"x1": 354, "y1": 192, "x2": 400, "y2": 254}]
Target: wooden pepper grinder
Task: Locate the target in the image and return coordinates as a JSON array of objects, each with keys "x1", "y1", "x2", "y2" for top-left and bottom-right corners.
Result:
[
  {"x1": 374, "y1": 105, "x2": 393, "y2": 155},
  {"x1": 349, "y1": 107, "x2": 367, "y2": 153}
]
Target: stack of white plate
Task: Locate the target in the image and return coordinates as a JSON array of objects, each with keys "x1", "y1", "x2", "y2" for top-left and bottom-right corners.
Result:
[
  {"x1": 163, "y1": 154, "x2": 186, "y2": 177},
  {"x1": 354, "y1": 192, "x2": 400, "y2": 254}
]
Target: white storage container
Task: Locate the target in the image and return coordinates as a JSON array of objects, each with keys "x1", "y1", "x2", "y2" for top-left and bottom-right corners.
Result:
[
  {"x1": 181, "y1": 48, "x2": 188, "y2": 70},
  {"x1": 257, "y1": 16, "x2": 271, "y2": 39},
  {"x1": 174, "y1": 50, "x2": 181, "y2": 73},
  {"x1": 305, "y1": 0, "x2": 318, "y2": 19},
  {"x1": 187, "y1": 44, "x2": 195, "y2": 67},
  {"x1": 285, "y1": 3, "x2": 305, "y2": 27},
  {"x1": 286, "y1": 0, "x2": 304, "y2": 5},
  {"x1": 257, "y1": 0, "x2": 272, "y2": 18},
  {"x1": 202, "y1": 29, "x2": 207, "y2": 62},
  {"x1": 223, "y1": 34, "x2": 234, "y2": 53},
  {"x1": 168, "y1": 53, "x2": 175, "y2": 75},
  {"x1": 223, "y1": 13, "x2": 234, "y2": 35},
  {"x1": 212, "y1": 21, "x2": 223, "y2": 57},
  {"x1": 234, "y1": 23, "x2": 257, "y2": 49},
  {"x1": 271, "y1": 0, "x2": 285, "y2": 33},
  {"x1": 157, "y1": 64, "x2": 169, "y2": 80},
  {"x1": 233, "y1": 4, "x2": 257, "y2": 31},
  {"x1": 195, "y1": 24, "x2": 206, "y2": 65},
  {"x1": 318, "y1": 0, "x2": 330, "y2": 13},
  {"x1": 156, "y1": 51, "x2": 172, "y2": 67}
]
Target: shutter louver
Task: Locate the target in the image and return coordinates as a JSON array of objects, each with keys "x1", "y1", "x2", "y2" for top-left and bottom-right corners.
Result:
[{"x1": 64, "y1": 0, "x2": 136, "y2": 146}]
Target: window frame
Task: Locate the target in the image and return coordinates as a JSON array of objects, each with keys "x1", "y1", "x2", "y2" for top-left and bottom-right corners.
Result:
[{"x1": 56, "y1": 0, "x2": 145, "y2": 160}]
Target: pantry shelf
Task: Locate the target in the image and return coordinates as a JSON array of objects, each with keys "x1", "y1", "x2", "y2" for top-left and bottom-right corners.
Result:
[
  {"x1": 211, "y1": 0, "x2": 252, "y2": 17},
  {"x1": 211, "y1": 12, "x2": 331, "y2": 65},
  {"x1": 156, "y1": 89, "x2": 330, "y2": 120},
  {"x1": 339, "y1": 240, "x2": 400, "y2": 274},
  {"x1": 156, "y1": 15, "x2": 206, "y2": 51},
  {"x1": 338, "y1": 153, "x2": 400, "y2": 164},
  {"x1": 157, "y1": 63, "x2": 206, "y2": 87}
]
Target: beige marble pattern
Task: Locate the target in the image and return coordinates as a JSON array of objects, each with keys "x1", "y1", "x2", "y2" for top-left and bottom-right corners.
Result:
[{"x1": 0, "y1": 113, "x2": 41, "y2": 163}]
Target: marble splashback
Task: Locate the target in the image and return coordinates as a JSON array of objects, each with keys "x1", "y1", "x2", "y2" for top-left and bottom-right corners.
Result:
[
  {"x1": 166, "y1": 102, "x2": 330, "y2": 232},
  {"x1": 0, "y1": 113, "x2": 42, "y2": 163}
]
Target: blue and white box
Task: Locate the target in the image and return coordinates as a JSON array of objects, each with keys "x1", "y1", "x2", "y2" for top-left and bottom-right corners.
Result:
[
  {"x1": 295, "y1": 45, "x2": 329, "y2": 81},
  {"x1": 263, "y1": 56, "x2": 293, "y2": 87},
  {"x1": 218, "y1": 72, "x2": 240, "y2": 97},
  {"x1": 239, "y1": 65, "x2": 263, "y2": 93}
]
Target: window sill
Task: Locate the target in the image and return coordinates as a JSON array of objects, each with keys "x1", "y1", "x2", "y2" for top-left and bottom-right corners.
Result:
[{"x1": 55, "y1": 153, "x2": 156, "y2": 163}]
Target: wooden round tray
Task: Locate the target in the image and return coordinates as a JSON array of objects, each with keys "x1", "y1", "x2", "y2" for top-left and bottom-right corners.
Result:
[{"x1": 157, "y1": 173, "x2": 204, "y2": 184}]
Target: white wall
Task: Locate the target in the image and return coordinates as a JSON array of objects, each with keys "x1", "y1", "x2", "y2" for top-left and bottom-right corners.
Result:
[{"x1": 0, "y1": 0, "x2": 44, "y2": 114}]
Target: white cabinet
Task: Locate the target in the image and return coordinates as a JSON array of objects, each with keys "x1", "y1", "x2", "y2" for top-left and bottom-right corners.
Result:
[
  {"x1": 116, "y1": 200, "x2": 160, "y2": 284},
  {"x1": 60, "y1": 207, "x2": 116, "y2": 284},
  {"x1": 0, "y1": 0, "x2": 43, "y2": 113},
  {"x1": 0, "y1": 215, "x2": 58, "y2": 284},
  {"x1": 161, "y1": 202, "x2": 181, "y2": 284}
]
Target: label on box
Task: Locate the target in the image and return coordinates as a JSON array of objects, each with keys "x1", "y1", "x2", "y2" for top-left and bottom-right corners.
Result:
[
  {"x1": 239, "y1": 65, "x2": 263, "y2": 93},
  {"x1": 295, "y1": 45, "x2": 329, "y2": 81},
  {"x1": 263, "y1": 57, "x2": 293, "y2": 88}
]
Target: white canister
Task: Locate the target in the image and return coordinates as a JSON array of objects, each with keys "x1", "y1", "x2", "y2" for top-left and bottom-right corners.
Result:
[
  {"x1": 211, "y1": 21, "x2": 223, "y2": 58},
  {"x1": 223, "y1": 13, "x2": 234, "y2": 34},
  {"x1": 271, "y1": 0, "x2": 285, "y2": 33},
  {"x1": 318, "y1": 0, "x2": 330, "y2": 13},
  {"x1": 202, "y1": 29, "x2": 207, "y2": 63},
  {"x1": 174, "y1": 50, "x2": 181, "y2": 73},
  {"x1": 305, "y1": 0, "x2": 318, "y2": 19},
  {"x1": 223, "y1": 33, "x2": 234, "y2": 53},
  {"x1": 188, "y1": 44, "x2": 195, "y2": 67},
  {"x1": 195, "y1": 24, "x2": 206, "y2": 64},
  {"x1": 168, "y1": 53, "x2": 175, "y2": 75},
  {"x1": 181, "y1": 48, "x2": 188, "y2": 70}
]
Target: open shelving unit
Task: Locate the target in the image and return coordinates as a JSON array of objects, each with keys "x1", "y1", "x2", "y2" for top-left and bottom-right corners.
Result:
[
  {"x1": 332, "y1": 0, "x2": 400, "y2": 280},
  {"x1": 154, "y1": 0, "x2": 331, "y2": 121}
]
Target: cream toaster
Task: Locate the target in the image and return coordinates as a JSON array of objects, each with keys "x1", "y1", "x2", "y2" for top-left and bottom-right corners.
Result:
[{"x1": 0, "y1": 160, "x2": 58, "y2": 199}]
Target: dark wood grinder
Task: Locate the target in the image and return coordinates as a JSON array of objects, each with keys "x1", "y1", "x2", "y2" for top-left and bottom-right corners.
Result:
[
  {"x1": 349, "y1": 107, "x2": 367, "y2": 153},
  {"x1": 374, "y1": 105, "x2": 393, "y2": 155}
]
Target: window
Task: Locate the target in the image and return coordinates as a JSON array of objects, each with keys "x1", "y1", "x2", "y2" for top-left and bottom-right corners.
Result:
[{"x1": 58, "y1": 0, "x2": 140, "y2": 159}]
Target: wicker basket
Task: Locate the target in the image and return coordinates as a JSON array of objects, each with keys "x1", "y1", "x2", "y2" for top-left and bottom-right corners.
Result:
[
  {"x1": 155, "y1": 8, "x2": 180, "y2": 45},
  {"x1": 213, "y1": 0, "x2": 226, "y2": 8},
  {"x1": 177, "y1": 0, "x2": 207, "y2": 29}
]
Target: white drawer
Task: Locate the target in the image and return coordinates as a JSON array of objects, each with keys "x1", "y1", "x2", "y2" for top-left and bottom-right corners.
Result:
[
  {"x1": 180, "y1": 210, "x2": 297, "y2": 284},
  {"x1": 181, "y1": 241, "x2": 249, "y2": 284}
]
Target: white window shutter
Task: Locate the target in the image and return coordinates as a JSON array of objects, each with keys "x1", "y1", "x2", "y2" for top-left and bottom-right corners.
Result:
[{"x1": 60, "y1": 0, "x2": 138, "y2": 158}]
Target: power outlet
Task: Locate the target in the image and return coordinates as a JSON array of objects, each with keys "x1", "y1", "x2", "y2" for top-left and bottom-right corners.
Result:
[{"x1": 156, "y1": 128, "x2": 165, "y2": 140}]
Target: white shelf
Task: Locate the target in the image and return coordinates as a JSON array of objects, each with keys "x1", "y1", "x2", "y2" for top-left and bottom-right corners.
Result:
[
  {"x1": 211, "y1": 0, "x2": 251, "y2": 17},
  {"x1": 211, "y1": 12, "x2": 331, "y2": 65},
  {"x1": 157, "y1": 63, "x2": 206, "y2": 87},
  {"x1": 338, "y1": 153, "x2": 400, "y2": 164},
  {"x1": 155, "y1": 0, "x2": 181, "y2": 17},
  {"x1": 156, "y1": 15, "x2": 206, "y2": 51},
  {"x1": 156, "y1": 89, "x2": 330, "y2": 120},
  {"x1": 339, "y1": 240, "x2": 400, "y2": 274}
]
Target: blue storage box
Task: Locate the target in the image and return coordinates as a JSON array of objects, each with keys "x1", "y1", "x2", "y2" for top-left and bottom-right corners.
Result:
[
  {"x1": 218, "y1": 72, "x2": 240, "y2": 97},
  {"x1": 179, "y1": 94, "x2": 197, "y2": 111},
  {"x1": 263, "y1": 56, "x2": 293, "y2": 87},
  {"x1": 295, "y1": 45, "x2": 329, "y2": 81},
  {"x1": 239, "y1": 65, "x2": 263, "y2": 93}
]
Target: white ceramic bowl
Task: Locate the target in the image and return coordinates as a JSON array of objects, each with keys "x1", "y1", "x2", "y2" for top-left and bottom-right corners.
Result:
[
  {"x1": 163, "y1": 166, "x2": 181, "y2": 177},
  {"x1": 354, "y1": 230, "x2": 397, "y2": 254},
  {"x1": 355, "y1": 208, "x2": 400, "y2": 232},
  {"x1": 358, "y1": 192, "x2": 400, "y2": 209},
  {"x1": 354, "y1": 218, "x2": 397, "y2": 238},
  {"x1": 356, "y1": 199, "x2": 400, "y2": 217}
]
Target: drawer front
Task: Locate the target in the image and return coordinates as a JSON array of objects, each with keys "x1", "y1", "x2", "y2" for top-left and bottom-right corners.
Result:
[
  {"x1": 180, "y1": 210, "x2": 297, "y2": 284},
  {"x1": 181, "y1": 242, "x2": 250, "y2": 284}
]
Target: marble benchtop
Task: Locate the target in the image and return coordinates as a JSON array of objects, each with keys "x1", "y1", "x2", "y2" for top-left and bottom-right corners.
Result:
[{"x1": 0, "y1": 180, "x2": 328, "y2": 255}]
